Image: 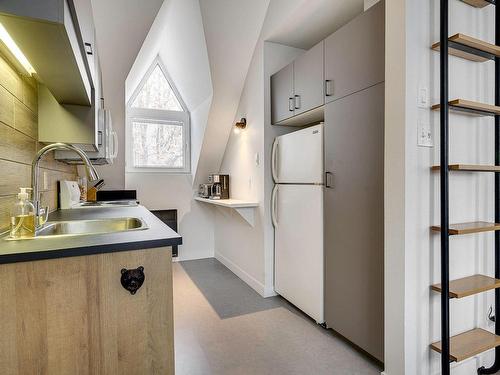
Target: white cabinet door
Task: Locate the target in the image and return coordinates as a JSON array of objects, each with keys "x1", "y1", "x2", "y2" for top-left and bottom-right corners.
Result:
[
  {"x1": 293, "y1": 41, "x2": 324, "y2": 115},
  {"x1": 274, "y1": 184, "x2": 324, "y2": 323},
  {"x1": 271, "y1": 63, "x2": 294, "y2": 124},
  {"x1": 273, "y1": 124, "x2": 324, "y2": 184}
]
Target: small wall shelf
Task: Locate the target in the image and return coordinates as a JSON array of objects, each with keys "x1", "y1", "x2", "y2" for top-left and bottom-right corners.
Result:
[
  {"x1": 194, "y1": 197, "x2": 259, "y2": 226},
  {"x1": 431, "y1": 274, "x2": 500, "y2": 299},
  {"x1": 432, "y1": 99, "x2": 500, "y2": 116},
  {"x1": 432, "y1": 33, "x2": 500, "y2": 62},
  {"x1": 432, "y1": 164, "x2": 500, "y2": 172},
  {"x1": 431, "y1": 328, "x2": 500, "y2": 363},
  {"x1": 460, "y1": 0, "x2": 494, "y2": 8},
  {"x1": 431, "y1": 221, "x2": 500, "y2": 235}
]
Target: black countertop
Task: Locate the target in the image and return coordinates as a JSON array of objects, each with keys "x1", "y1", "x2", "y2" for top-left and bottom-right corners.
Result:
[{"x1": 0, "y1": 205, "x2": 182, "y2": 264}]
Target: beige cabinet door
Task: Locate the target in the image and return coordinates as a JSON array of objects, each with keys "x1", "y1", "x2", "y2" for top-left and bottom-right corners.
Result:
[
  {"x1": 324, "y1": 1, "x2": 384, "y2": 104},
  {"x1": 293, "y1": 41, "x2": 324, "y2": 116},
  {"x1": 324, "y1": 83, "x2": 384, "y2": 362},
  {"x1": 271, "y1": 63, "x2": 295, "y2": 124}
]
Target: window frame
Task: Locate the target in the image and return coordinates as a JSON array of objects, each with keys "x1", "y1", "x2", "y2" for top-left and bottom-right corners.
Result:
[{"x1": 126, "y1": 56, "x2": 191, "y2": 174}]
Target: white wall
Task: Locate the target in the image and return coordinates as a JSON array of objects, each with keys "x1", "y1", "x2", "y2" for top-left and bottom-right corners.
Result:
[
  {"x1": 91, "y1": 0, "x2": 164, "y2": 189},
  {"x1": 125, "y1": 0, "x2": 215, "y2": 261},
  {"x1": 386, "y1": 0, "x2": 496, "y2": 374},
  {"x1": 214, "y1": 40, "x2": 303, "y2": 296}
]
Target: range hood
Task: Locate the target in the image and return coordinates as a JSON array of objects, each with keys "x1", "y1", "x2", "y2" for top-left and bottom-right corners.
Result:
[{"x1": 0, "y1": 0, "x2": 92, "y2": 106}]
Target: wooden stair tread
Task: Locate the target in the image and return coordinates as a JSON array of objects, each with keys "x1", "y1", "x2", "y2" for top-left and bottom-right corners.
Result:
[
  {"x1": 460, "y1": 0, "x2": 494, "y2": 8},
  {"x1": 432, "y1": 34, "x2": 500, "y2": 62},
  {"x1": 431, "y1": 328, "x2": 500, "y2": 362},
  {"x1": 431, "y1": 164, "x2": 500, "y2": 172},
  {"x1": 431, "y1": 274, "x2": 500, "y2": 298},
  {"x1": 432, "y1": 99, "x2": 500, "y2": 116},
  {"x1": 431, "y1": 221, "x2": 500, "y2": 235}
]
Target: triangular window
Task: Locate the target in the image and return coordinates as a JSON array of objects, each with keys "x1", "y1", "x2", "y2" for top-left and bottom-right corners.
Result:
[{"x1": 132, "y1": 64, "x2": 183, "y2": 111}]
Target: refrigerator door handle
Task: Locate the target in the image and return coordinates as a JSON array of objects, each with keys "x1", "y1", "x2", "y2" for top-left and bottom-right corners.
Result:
[
  {"x1": 271, "y1": 184, "x2": 278, "y2": 228},
  {"x1": 325, "y1": 172, "x2": 333, "y2": 188},
  {"x1": 271, "y1": 139, "x2": 279, "y2": 182}
]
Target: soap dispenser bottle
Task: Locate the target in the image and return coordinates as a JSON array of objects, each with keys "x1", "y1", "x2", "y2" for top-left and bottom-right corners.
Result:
[{"x1": 10, "y1": 188, "x2": 35, "y2": 239}]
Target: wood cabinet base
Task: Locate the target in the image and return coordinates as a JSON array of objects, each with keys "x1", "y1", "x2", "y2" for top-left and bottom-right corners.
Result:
[{"x1": 0, "y1": 247, "x2": 174, "y2": 375}]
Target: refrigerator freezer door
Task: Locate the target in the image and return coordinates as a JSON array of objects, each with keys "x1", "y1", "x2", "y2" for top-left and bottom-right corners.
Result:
[
  {"x1": 274, "y1": 184, "x2": 324, "y2": 323},
  {"x1": 274, "y1": 124, "x2": 324, "y2": 184}
]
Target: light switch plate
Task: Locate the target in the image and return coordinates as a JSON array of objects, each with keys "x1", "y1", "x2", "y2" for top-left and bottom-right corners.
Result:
[
  {"x1": 418, "y1": 86, "x2": 429, "y2": 108},
  {"x1": 418, "y1": 120, "x2": 433, "y2": 147}
]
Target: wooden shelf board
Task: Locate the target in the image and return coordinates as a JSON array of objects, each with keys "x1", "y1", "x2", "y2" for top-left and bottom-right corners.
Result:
[
  {"x1": 431, "y1": 274, "x2": 500, "y2": 298},
  {"x1": 432, "y1": 34, "x2": 500, "y2": 62},
  {"x1": 460, "y1": 0, "x2": 494, "y2": 8},
  {"x1": 432, "y1": 99, "x2": 500, "y2": 116},
  {"x1": 431, "y1": 221, "x2": 500, "y2": 235},
  {"x1": 431, "y1": 328, "x2": 500, "y2": 362},
  {"x1": 431, "y1": 164, "x2": 500, "y2": 172}
]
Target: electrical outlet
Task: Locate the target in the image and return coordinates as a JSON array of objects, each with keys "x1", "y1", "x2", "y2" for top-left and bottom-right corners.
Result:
[
  {"x1": 255, "y1": 152, "x2": 260, "y2": 166},
  {"x1": 418, "y1": 120, "x2": 433, "y2": 147}
]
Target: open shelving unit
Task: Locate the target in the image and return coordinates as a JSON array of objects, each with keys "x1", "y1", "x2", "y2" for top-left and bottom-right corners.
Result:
[
  {"x1": 194, "y1": 197, "x2": 259, "y2": 227},
  {"x1": 432, "y1": 0, "x2": 500, "y2": 373}
]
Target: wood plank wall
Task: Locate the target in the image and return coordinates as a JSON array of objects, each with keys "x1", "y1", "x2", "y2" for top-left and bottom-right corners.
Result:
[{"x1": 0, "y1": 52, "x2": 77, "y2": 232}]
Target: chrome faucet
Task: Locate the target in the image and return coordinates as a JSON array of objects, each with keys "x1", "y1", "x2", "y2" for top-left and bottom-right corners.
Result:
[{"x1": 31, "y1": 143, "x2": 100, "y2": 230}]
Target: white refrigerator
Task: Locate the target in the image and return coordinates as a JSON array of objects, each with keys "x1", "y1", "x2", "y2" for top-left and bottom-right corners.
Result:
[{"x1": 271, "y1": 123, "x2": 324, "y2": 323}]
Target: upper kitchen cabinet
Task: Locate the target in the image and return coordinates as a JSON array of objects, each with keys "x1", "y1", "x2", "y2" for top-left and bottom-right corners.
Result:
[
  {"x1": 324, "y1": 1, "x2": 384, "y2": 103},
  {"x1": 271, "y1": 63, "x2": 294, "y2": 124},
  {"x1": 72, "y1": 0, "x2": 97, "y2": 91},
  {"x1": 271, "y1": 41, "x2": 325, "y2": 126},
  {"x1": 293, "y1": 41, "x2": 324, "y2": 116},
  {"x1": 0, "y1": 0, "x2": 103, "y2": 148},
  {"x1": 0, "y1": 0, "x2": 93, "y2": 106}
]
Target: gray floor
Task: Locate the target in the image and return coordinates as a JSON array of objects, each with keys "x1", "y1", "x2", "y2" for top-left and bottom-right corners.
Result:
[{"x1": 174, "y1": 258, "x2": 382, "y2": 375}]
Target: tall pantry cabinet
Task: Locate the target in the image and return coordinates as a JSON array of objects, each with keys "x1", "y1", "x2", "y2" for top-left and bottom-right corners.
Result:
[{"x1": 323, "y1": 1, "x2": 385, "y2": 362}]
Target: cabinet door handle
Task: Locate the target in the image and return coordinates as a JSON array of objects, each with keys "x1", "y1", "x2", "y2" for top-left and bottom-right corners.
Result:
[
  {"x1": 294, "y1": 95, "x2": 301, "y2": 109},
  {"x1": 325, "y1": 80, "x2": 333, "y2": 97},
  {"x1": 325, "y1": 172, "x2": 333, "y2": 188},
  {"x1": 84, "y1": 42, "x2": 93, "y2": 55},
  {"x1": 288, "y1": 97, "x2": 294, "y2": 112}
]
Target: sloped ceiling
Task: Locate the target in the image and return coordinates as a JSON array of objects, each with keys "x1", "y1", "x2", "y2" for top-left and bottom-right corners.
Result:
[
  {"x1": 91, "y1": 0, "x2": 164, "y2": 188},
  {"x1": 266, "y1": 0, "x2": 364, "y2": 49},
  {"x1": 193, "y1": 0, "x2": 270, "y2": 185}
]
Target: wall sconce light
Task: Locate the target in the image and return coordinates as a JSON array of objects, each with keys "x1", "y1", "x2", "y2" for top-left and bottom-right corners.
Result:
[{"x1": 234, "y1": 118, "x2": 247, "y2": 134}]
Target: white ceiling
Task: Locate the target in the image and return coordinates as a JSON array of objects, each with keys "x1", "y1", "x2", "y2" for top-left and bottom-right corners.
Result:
[{"x1": 266, "y1": 0, "x2": 364, "y2": 50}]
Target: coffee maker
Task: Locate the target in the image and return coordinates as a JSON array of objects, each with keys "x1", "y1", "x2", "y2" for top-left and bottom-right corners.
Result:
[{"x1": 208, "y1": 174, "x2": 229, "y2": 199}]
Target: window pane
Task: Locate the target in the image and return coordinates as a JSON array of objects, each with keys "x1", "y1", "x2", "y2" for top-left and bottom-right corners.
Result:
[
  {"x1": 132, "y1": 64, "x2": 183, "y2": 111},
  {"x1": 132, "y1": 121, "x2": 184, "y2": 168}
]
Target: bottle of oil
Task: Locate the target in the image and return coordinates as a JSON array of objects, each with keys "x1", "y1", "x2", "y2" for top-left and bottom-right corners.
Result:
[{"x1": 10, "y1": 188, "x2": 35, "y2": 239}]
